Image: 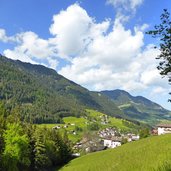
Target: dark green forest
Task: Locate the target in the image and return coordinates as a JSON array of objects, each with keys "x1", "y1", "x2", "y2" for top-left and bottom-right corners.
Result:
[
  {"x1": 0, "y1": 55, "x2": 170, "y2": 126},
  {"x1": 0, "y1": 55, "x2": 123, "y2": 124}
]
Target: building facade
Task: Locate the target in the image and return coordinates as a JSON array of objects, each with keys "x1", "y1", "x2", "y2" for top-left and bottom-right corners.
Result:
[{"x1": 157, "y1": 124, "x2": 171, "y2": 135}]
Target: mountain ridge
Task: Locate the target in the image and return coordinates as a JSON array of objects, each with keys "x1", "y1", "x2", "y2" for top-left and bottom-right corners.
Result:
[
  {"x1": 101, "y1": 89, "x2": 171, "y2": 125},
  {"x1": 0, "y1": 55, "x2": 124, "y2": 123},
  {"x1": 0, "y1": 55, "x2": 170, "y2": 125}
]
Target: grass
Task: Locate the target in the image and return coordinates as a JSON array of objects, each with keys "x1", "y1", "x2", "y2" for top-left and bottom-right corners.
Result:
[
  {"x1": 118, "y1": 103, "x2": 132, "y2": 109},
  {"x1": 37, "y1": 109, "x2": 138, "y2": 143},
  {"x1": 59, "y1": 134, "x2": 171, "y2": 171},
  {"x1": 86, "y1": 109, "x2": 136, "y2": 131},
  {"x1": 63, "y1": 117, "x2": 87, "y2": 128}
]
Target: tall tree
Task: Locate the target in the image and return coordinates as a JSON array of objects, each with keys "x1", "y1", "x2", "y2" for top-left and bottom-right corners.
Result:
[
  {"x1": 2, "y1": 123, "x2": 30, "y2": 171},
  {"x1": 146, "y1": 9, "x2": 171, "y2": 99},
  {"x1": 33, "y1": 128, "x2": 51, "y2": 170}
]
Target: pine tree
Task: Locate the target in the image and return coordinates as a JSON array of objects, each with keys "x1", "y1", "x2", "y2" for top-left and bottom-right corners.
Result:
[{"x1": 33, "y1": 128, "x2": 50, "y2": 170}]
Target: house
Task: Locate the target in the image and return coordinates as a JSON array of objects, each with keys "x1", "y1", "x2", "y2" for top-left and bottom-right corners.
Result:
[
  {"x1": 124, "y1": 133, "x2": 140, "y2": 142},
  {"x1": 103, "y1": 137, "x2": 121, "y2": 148},
  {"x1": 157, "y1": 124, "x2": 171, "y2": 135},
  {"x1": 151, "y1": 129, "x2": 158, "y2": 135},
  {"x1": 131, "y1": 135, "x2": 140, "y2": 141}
]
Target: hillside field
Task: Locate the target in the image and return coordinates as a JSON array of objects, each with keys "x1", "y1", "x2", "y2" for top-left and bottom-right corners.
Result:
[
  {"x1": 37, "y1": 109, "x2": 138, "y2": 143},
  {"x1": 60, "y1": 134, "x2": 171, "y2": 171}
]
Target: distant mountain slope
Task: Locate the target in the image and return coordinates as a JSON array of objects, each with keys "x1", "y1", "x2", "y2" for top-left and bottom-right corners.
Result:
[
  {"x1": 0, "y1": 56, "x2": 123, "y2": 123},
  {"x1": 101, "y1": 89, "x2": 171, "y2": 125}
]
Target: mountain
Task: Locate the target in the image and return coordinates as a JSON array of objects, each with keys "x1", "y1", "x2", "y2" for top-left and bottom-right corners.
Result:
[
  {"x1": 0, "y1": 55, "x2": 123, "y2": 123},
  {"x1": 101, "y1": 89, "x2": 171, "y2": 125}
]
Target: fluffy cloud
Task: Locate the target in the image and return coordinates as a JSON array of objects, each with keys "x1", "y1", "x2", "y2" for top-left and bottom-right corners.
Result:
[
  {"x1": 150, "y1": 87, "x2": 168, "y2": 96},
  {"x1": 3, "y1": 31, "x2": 59, "y2": 69},
  {"x1": 107, "y1": 0, "x2": 143, "y2": 12},
  {"x1": 56, "y1": 4, "x2": 169, "y2": 95},
  {"x1": 0, "y1": 3, "x2": 169, "y2": 98},
  {"x1": 49, "y1": 4, "x2": 92, "y2": 58},
  {"x1": 0, "y1": 29, "x2": 16, "y2": 43}
]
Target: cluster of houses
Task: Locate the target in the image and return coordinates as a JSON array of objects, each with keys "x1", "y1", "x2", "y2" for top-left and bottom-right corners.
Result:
[
  {"x1": 73, "y1": 136, "x2": 106, "y2": 154},
  {"x1": 73, "y1": 127, "x2": 140, "y2": 153},
  {"x1": 52, "y1": 118, "x2": 171, "y2": 155},
  {"x1": 73, "y1": 123, "x2": 171, "y2": 154},
  {"x1": 103, "y1": 137, "x2": 122, "y2": 148},
  {"x1": 98, "y1": 127, "x2": 140, "y2": 148},
  {"x1": 98, "y1": 127, "x2": 118, "y2": 137}
]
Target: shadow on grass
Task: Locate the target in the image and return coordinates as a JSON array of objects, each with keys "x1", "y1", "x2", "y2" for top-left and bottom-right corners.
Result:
[{"x1": 155, "y1": 162, "x2": 171, "y2": 171}]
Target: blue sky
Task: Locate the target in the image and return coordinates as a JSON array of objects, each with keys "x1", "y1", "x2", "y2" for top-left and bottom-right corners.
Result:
[{"x1": 0, "y1": 0, "x2": 171, "y2": 110}]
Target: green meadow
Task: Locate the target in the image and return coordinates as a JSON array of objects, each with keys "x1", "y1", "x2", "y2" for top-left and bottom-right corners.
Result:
[
  {"x1": 37, "y1": 109, "x2": 137, "y2": 143},
  {"x1": 60, "y1": 134, "x2": 171, "y2": 171}
]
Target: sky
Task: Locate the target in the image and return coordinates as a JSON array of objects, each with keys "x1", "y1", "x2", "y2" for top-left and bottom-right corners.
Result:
[{"x1": 0, "y1": 0, "x2": 171, "y2": 110}]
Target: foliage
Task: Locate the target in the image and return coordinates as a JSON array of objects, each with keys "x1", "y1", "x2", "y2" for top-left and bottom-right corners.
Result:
[
  {"x1": 87, "y1": 122, "x2": 100, "y2": 131},
  {"x1": 0, "y1": 113, "x2": 72, "y2": 171},
  {"x1": 74, "y1": 126, "x2": 83, "y2": 132},
  {"x1": 139, "y1": 128, "x2": 150, "y2": 139},
  {"x1": 2, "y1": 123, "x2": 30, "y2": 171},
  {"x1": 60, "y1": 134, "x2": 171, "y2": 171},
  {"x1": 33, "y1": 128, "x2": 51, "y2": 170},
  {"x1": 146, "y1": 9, "x2": 171, "y2": 98},
  {"x1": 102, "y1": 90, "x2": 171, "y2": 125},
  {"x1": 0, "y1": 56, "x2": 124, "y2": 123},
  {"x1": 121, "y1": 138, "x2": 128, "y2": 145}
]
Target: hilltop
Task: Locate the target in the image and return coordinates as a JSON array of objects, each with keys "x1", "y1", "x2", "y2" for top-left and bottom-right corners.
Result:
[{"x1": 60, "y1": 134, "x2": 171, "y2": 171}]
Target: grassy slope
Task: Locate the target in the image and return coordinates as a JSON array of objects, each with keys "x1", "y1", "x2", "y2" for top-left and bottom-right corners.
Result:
[
  {"x1": 37, "y1": 109, "x2": 136, "y2": 143},
  {"x1": 60, "y1": 134, "x2": 171, "y2": 171}
]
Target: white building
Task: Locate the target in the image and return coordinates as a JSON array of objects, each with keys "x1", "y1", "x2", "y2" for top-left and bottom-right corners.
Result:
[
  {"x1": 104, "y1": 138, "x2": 121, "y2": 148},
  {"x1": 157, "y1": 124, "x2": 171, "y2": 135},
  {"x1": 131, "y1": 135, "x2": 140, "y2": 141}
]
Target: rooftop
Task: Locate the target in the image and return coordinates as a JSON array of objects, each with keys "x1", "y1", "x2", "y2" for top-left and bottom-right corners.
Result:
[{"x1": 157, "y1": 124, "x2": 171, "y2": 128}]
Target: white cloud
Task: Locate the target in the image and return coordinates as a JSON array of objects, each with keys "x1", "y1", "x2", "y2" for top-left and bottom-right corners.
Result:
[
  {"x1": 56, "y1": 5, "x2": 169, "y2": 95},
  {"x1": 151, "y1": 87, "x2": 168, "y2": 95},
  {"x1": 4, "y1": 48, "x2": 36, "y2": 64},
  {"x1": 3, "y1": 31, "x2": 60, "y2": 69},
  {"x1": 0, "y1": 29, "x2": 8, "y2": 42},
  {"x1": 0, "y1": 3, "x2": 169, "y2": 100},
  {"x1": 107, "y1": 0, "x2": 143, "y2": 12},
  {"x1": 0, "y1": 29, "x2": 16, "y2": 42},
  {"x1": 49, "y1": 4, "x2": 93, "y2": 58}
]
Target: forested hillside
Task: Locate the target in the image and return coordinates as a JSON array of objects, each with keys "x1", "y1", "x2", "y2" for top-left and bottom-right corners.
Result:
[{"x1": 0, "y1": 56, "x2": 123, "y2": 123}]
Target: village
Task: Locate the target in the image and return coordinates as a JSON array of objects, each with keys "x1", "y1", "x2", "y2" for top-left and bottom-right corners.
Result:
[
  {"x1": 53, "y1": 120, "x2": 171, "y2": 156},
  {"x1": 72, "y1": 127, "x2": 140, "y2": 155}
]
